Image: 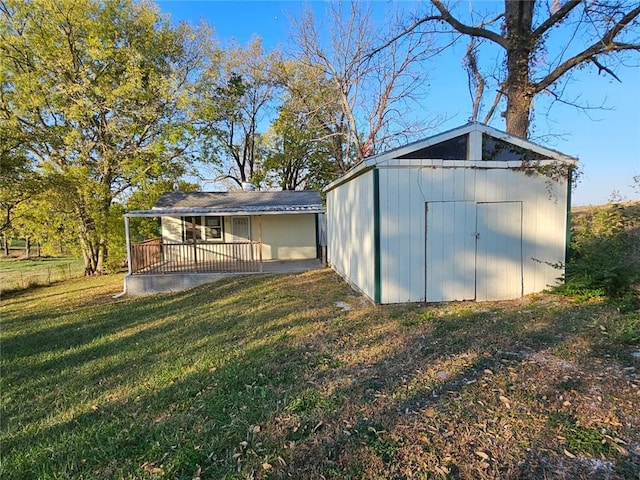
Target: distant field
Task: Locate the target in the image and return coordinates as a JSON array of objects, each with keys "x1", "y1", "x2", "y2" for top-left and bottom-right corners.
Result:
[{"x1": 0, "y1": 257, "x2": 85, "y2": 294}]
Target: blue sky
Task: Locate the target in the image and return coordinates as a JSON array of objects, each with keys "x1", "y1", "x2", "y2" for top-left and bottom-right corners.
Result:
[{"x1": 156, "y1": 0, "x2": 640, "y2": 206}]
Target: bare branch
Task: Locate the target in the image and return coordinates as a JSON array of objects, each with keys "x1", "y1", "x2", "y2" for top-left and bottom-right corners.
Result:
[
  {"x1": 464, "y1": 37, "x2": 485, "y2": 122},
  {"x1": 430, "y1": 0, "x2": 507, "y2": 49},
  {"x1": 533, "y1": 4, "x2": 640, "y2": 93},
  {"x1": 532, "y1": 0, "x2": 582, "y2": 39},
  {"x1": 482, "y1": 87, "x2": 505, "y2": 125},
  {"x1": 591, "y1": 58, "x2": 622, "y2": 82}
]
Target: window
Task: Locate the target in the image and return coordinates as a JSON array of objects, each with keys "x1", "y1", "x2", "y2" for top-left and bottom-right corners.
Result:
[
  {"x1": 204, "y1": 216, "x2": 223, "y2": 241},
  {"x1": 398, "y1": 134, "x2": 468, "y2": 160},
  {"x1": 182, "y1": 216, "x2": 223, "y2": 242},
  {"x1": 183, "y1": 216, "x2": 202, "y2": 242}
]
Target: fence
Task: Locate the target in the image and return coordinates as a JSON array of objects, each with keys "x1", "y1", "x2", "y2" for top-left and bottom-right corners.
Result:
[
  {"x1": 0, "y1": 261, "x2": 85, "y2": 295},
  {"x1": 130, "y1": 240, "x2": 262, "y2": 274}
]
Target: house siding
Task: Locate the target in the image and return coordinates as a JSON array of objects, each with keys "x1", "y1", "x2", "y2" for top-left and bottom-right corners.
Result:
[
  {"x1": 160, "y1": 213, "x2": 318, "y2": 261},
  {"x1": 258, "y1": 214, "x2": 318, "y2": 260},
  {"x1": 327, "y1": 169, "x2": 375, "y2": 300}
]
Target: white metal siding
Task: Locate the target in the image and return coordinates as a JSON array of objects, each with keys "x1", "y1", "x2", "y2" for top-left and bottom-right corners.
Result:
[
  {"x1": 326, "y1": 170, "x2": 375, "y2": 300},
  {"x1": 376, "y1": 165, "x2": 566, "y2": 303},
  {"x1": 475, "y1": 202, "x2": 523, "y2": 301}
]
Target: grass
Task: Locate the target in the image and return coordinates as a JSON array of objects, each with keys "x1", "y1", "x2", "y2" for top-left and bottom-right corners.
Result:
[
  {"x1": 1, "y1": 270, "x2": 639, "y2": 479},
  {"x1": 0, "y1": 256, "x2": 85, "y2": 294}
]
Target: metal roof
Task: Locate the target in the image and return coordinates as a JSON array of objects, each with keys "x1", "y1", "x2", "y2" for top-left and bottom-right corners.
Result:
[{"x1": 125, "y1": 190, "x2": 324, "y2": 217}]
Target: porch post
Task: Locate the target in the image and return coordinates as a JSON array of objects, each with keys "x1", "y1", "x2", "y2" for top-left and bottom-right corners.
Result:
[
  {"x1": 258, "y1": 215, "x2": 263, "y2": 272},
  {"x1": 124, "y1": 215, "x2": 132, "y2": 275}
]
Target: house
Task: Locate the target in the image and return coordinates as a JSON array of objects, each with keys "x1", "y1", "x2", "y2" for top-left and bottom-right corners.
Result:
[
  {"x1": 324, "y1": 122, "x2": 577, "y2": 304},
  {"x1": 123, "y1": 190, "x2": 324, "y2": 295}
]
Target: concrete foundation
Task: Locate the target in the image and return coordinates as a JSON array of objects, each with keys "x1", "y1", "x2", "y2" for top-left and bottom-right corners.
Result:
[
  {"x1": 124, "y1": 259, "x2": 323, "y2": 296},
  {"x1": 124, "y1": 273, "x2": 235, "y2": 296}
]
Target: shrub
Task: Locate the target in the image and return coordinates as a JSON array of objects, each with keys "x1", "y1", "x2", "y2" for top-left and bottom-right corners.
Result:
[{"x1": 559, "y1": 202, "x2": 639, "y2": 299}]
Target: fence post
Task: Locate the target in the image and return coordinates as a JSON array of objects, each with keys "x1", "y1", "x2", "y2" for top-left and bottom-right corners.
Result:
[{"x1": 47, "y1": 267, "x2": 51, "y2": 285}]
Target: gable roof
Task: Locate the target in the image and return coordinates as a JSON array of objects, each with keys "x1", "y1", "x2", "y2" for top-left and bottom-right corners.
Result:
[
  {"x1": 125, "y1": 190, "x2": 323, "y2": 217},
  {"x1": 325, "y1": 122, "x2": 578, "y2": 192}
]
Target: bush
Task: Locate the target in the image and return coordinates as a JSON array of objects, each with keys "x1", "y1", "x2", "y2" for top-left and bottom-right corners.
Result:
[{"x1": 559, "y1": 202, "x2": 640, "y2": 299}]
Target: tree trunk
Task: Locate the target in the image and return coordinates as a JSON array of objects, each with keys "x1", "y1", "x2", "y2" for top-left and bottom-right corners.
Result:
[
  {"x1": 504, "y1": 0, "x2": 535, "y2": 138},
  {"x1": 3, "y1": 235, "x2": 8, "y2": 256},
  {"x1": 25, "y1": 237, "x2": 31, "y2": 258}
]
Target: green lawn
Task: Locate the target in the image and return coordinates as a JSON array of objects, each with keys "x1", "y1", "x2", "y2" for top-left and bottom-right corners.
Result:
[
  {"x1": 1, "y1": 271, "x2": 639, "y2": 479},
  {"x1": 0, "y1": 257, "x2": 85, "y2": 294}
]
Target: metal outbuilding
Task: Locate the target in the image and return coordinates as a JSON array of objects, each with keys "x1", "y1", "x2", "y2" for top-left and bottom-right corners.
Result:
[{"x1": 324, "y1": 122, "x2": 578, "y2": 304}]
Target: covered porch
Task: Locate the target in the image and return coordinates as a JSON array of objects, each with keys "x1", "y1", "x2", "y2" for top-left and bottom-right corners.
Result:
[{"x1": 122, "y1": 190, "x2": 325, "y2": 295}]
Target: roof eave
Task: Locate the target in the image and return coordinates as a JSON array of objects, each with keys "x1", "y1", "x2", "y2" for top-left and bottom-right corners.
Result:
[{"x1": 125, "y1": 206, "x2": 325, "y2": 218}]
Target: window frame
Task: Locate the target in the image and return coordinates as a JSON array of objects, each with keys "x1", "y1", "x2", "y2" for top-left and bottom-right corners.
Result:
[{"x1": 182, "y1": 215, "x2": 224, "y2": 242}]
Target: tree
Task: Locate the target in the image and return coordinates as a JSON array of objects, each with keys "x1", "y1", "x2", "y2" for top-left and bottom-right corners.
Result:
[
  {"x1": 291, "y1": 1, "x2": 439, "y2": 169},
  {"x1": 257, "y1": 100, "x2": 336, "y2": 191},
  {"x1": 198, "y1": 38, "x2": 282, "y2": 188},
  {"x1": 0, "y1": 121, "x2": 42, "y2": 235},
  {"x1": 0, "y1": 0, "x2": 211, "y2": 273},
  {"x1": 380, "y1": 0, "x2": 640, "y2": 137}
]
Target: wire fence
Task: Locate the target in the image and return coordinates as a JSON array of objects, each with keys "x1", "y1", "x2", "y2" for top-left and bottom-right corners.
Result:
[{"x1": 0, "y1": 261, "x2": 86, "y2": 295}]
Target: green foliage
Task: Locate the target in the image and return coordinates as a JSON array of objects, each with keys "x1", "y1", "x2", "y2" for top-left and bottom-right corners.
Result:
[
  {"x1": 548, "y1": 413, "x2": 614, "y2": 458},
  {"x1": 559, "y1": 203, "x2": 640, "y2": 299},
  {"x1": 258, "y1": 94, "x2": 338, "y2": 191},
  {"x1": 197, "y1": 38, "x2": 282, "y2": 187},
  {"x1": 1, "y1": 0, "x2": 214, "y2": 273}
]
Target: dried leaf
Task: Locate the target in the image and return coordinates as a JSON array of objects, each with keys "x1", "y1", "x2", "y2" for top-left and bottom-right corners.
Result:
[
  {"x1": 563, "y1": 448, "x2": 576, "y2": 459},
  {"x1": 483, "y1": 369, "x2": 494, "y2": 375},
  {"x1": 262, "y1": 462, "x2": 272, "y2": 470},
  {"x1": 499, "y1": 395, "x2": 511, "y2": 408},
  {"x1": 475, "y1": 450, "x2": 490, "y2": 461},
  {"x1": 611, "y1": 443, "x2": 629, "y2": 456},
  {"x1": 192, "y1": 466, "x2": 202, "y2": 480}
]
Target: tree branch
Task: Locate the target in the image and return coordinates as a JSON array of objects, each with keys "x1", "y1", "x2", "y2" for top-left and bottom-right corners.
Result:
[
  {"x1": 366, "y1": 15, "x2": 442, "y2": 58},
  {"x1": 533, "y1": 6, "x2": 640, "y2": 92},
  {"x1": 430, "y1": 0, "x2": 507, "y2": 49},
  {"x1": 532, "y1": 0, "x2": 582, "y2": 39}
]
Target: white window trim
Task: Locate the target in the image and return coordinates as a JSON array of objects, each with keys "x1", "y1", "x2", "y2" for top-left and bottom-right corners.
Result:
[{"x1": 182, "y1": 215, "x2": 224, "y2": 242}]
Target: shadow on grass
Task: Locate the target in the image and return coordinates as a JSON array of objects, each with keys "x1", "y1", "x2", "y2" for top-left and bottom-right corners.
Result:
[{"x1": 1, "y1": 271, "x2": 638, "y2": 480}]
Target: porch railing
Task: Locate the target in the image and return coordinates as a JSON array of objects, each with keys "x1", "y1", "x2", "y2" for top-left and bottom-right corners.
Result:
[{"x1": 130, "y1": 239, "x2": 262, "y2": 274}]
